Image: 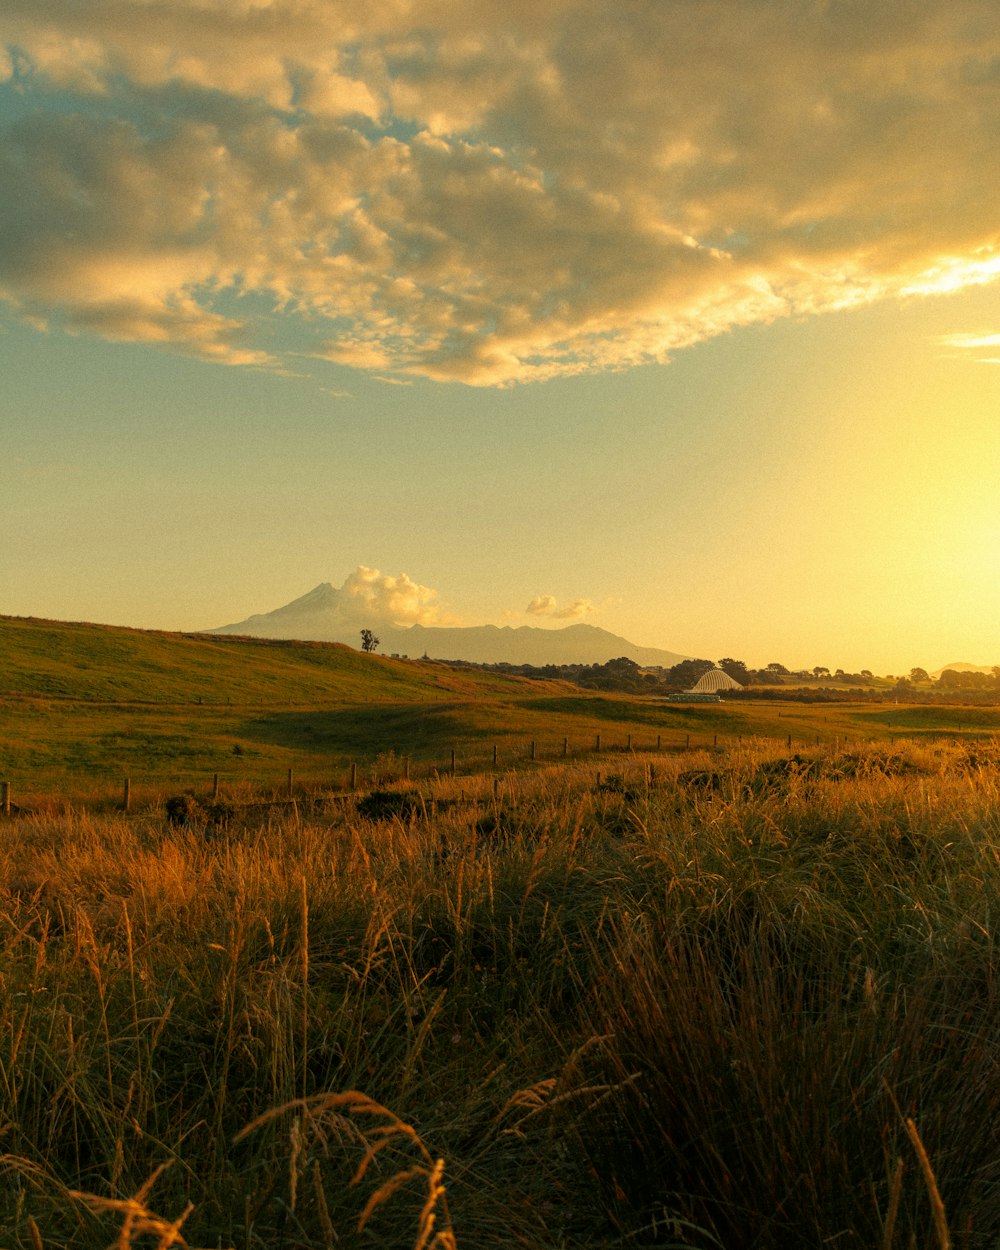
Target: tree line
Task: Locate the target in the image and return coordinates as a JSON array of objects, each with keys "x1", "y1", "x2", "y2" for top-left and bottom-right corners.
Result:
[{"x1": 473, "y1": 656, "x2": 877, "y2": 694}]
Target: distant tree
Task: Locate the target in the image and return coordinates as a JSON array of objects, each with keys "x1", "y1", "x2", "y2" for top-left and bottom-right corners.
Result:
[
  {"x1": 360, "y1": 628, "x2": 380, "y2": 653},
  {"x1": 666, "y1": 659, "x2": 715, "y2": 689},
  {"x1": 765, "y1": 662, "x2": 790, "y2": 676},
  {"x1": 718, "y1": 657, "x2": 749, "y2": 684},
  {"x1": 813, "y1": 666, "x2": 830, "y2": 678},
  {"x1": 860, "y1": 670, "x2": 874, "y2": 680},
  {"x1": 910, "y1": 667, "x2": 931, "y2": 684},
  {"x1": 578, "y1": 656, "x2": 644, "y2": 691}
]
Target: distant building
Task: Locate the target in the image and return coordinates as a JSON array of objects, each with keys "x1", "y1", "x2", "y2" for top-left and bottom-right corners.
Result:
[
  {"x1": 689, "y1": 667, "x2": 744, "y2": 694},
  {"x1": 662, "y1": 665, "x2": 744, "y2": 703}
]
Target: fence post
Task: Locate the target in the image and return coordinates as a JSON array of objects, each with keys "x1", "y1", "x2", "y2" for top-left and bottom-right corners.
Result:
[
  {"x1": 563, "y1": 736, "x2": 568, "y2": 757},
  {"x1": 1, "y1": 781, "x2": 9, "y2": 817},
  {"x1": 530, "y1": 740, "x2": 536, "y2": 761},
  {"x1": 787, "y1": 734, "x2": 792, "y2": 750},
  {"x1": 405, "y1": 757, "x2": 411, "y2": 781},
  {"x1": 123, "y1": 777, "x2": 131, "y2": 813},
  {"x1": 685, "y1": 734, "x2": 690, "y2": 750},
  {"x1": 713, "y1": 734, "x2": 717, "y2": 748},
  {"x1": 627, "y1": 734, "x2": 632, "y2": 751},
  {"x1": 212, "y1": 772, "x2": 220, "y2": 800},
  {"x1": 351, "y1": 763, "x2": 357, "y2": 790},
  {"x1": 451, "y1": 748, "x2": 456, "y2": 776},
  {"x1": 595, "y1": 733, "x2": 601, "y2": 751},
  {"x1": 657, "y1": 734, "x2": 661, "y2": 752},
  {"x1": 493, "y1": 743, "x2": 498, "y2": 767}
]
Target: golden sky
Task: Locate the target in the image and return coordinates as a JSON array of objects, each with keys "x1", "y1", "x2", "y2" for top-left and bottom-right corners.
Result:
[{"x1": 1, "y1": 1, "x2": 998, "y2": 671}]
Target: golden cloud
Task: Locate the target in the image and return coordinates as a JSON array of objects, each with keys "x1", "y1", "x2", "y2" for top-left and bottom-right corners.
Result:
[{"x1": 1, "y1": 1, "x2": 998, "y2": 383}]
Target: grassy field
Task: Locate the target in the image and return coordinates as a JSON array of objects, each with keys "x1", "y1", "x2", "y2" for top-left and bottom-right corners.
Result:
[
  {"x1": 4, "y1": 736, "x2": 1000, "y2": 1248},
  {"x1": 5, "y1": 616, "x2": 999, "y2": 805}
]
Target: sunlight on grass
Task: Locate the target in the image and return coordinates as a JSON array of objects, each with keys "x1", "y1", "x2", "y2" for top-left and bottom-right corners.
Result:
[{"x1": 3, "y1": 739, "x2": 1000, "y2": 1246}]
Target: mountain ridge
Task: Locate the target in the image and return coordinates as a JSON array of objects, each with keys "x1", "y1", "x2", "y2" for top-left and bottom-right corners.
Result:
[{"x1": 211, "y1": 583, "x2": 691, "y2": 668}]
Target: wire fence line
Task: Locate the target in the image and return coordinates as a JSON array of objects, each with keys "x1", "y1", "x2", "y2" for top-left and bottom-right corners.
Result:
[{"x1": 2, "y1": 725, "x2": 980, "y2": 815}]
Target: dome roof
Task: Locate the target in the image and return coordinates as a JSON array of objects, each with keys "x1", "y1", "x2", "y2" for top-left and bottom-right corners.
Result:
[{"x1": 689, "y1": 667, "x2": 743, "y2": 693}]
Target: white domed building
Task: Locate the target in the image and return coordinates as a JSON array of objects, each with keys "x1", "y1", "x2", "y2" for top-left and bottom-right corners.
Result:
[{"x1": 689, "y1": 667, "x2": 744, "y2": 694}]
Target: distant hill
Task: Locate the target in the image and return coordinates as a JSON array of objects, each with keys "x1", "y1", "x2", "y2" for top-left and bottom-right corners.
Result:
[
  {"x1": 211, "y1": 582, "x2": 691, "y2": 668},
  {"x1": 932, "y1": 662, "x2": 997, "y2": 679}
]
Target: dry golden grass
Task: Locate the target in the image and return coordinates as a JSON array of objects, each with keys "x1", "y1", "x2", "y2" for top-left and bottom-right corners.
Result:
[{"x1": 3, "y1": 738, "x2": 1000, "y2": 1247}]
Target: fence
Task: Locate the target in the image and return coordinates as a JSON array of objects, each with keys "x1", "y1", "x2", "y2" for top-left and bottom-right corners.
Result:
[{"x1": 0, "y1": 725, "x2": 954, "y2": 815}]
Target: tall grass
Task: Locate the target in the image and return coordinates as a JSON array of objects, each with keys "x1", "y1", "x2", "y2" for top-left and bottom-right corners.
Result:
[{"x1": 2, "y1": 741, "x2": 1000, "y2": 1246}]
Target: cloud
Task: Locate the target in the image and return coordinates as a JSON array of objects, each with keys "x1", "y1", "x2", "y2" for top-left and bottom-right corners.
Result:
[
  {"x1": 939, "y1": 331, "x2": 1000, "y2": 363},
  {"x1": 526, "y1": 594, "x2": 593, "y2": 620},
  {"x1": 340, "y1": 565, "x2": 456, "y2": 626},
  {"x1": 1, "y1": 1, "x2": 999, "y2": 383}
]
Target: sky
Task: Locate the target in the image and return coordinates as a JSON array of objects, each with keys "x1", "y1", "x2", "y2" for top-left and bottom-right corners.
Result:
[{"x1": 2, "y1": 0, "x2": 999, "y2": 674}]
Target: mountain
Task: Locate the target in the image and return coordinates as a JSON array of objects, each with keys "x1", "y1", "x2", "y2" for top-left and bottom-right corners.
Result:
[
  {"x1": 210, "y1": 583, "x2": 690, "y2": 668},
  {"x1": 373, "y1": 622, "x2": 690, "y2": 668}
]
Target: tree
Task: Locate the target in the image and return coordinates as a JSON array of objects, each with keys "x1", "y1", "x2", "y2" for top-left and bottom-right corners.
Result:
[
  {"x1": 718, "y1": 657, "x2": 749, "y2": 684},
  {"x1": 812, "y1": 666, "x2": 830, "y2": 678},
  {"x1": 667, "y1": 659, "x2": 715, "y2": 689},
  {"x1": 765, "y1": 662, "x2": 789, "y2": 676},
  {"x1": 360, "y1": 628, "x2": 380, "y2": 653},
  {"x1": 909, "y1": 667, "x2": 931, "y2": 684}
]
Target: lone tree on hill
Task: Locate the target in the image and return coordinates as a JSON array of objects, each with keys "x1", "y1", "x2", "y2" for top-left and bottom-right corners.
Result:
[{"x1": 360, "y1": 628, "x2": 380, "y2": 653}]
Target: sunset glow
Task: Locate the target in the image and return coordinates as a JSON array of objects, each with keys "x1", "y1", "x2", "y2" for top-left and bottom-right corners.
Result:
[{"x1": 2, "y1": 1, "x2": 999, "y2": 672}]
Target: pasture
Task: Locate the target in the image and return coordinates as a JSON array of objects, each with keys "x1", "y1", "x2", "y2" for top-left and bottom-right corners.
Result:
[
  {"x1": 4, "y1": 615, "x2": 1000, "y2": 806},
  {"x1": 5, "y1": 615, "x2": 1000, "y2": 1247}
]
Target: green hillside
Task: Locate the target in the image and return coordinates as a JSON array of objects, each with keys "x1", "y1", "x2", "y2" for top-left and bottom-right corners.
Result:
[
  {"x1": 2, "y1": 615, "x2": 994, "y2": 802},
  {"x1": 0, "y1": 615, "x2": 547, "y2": 705}
]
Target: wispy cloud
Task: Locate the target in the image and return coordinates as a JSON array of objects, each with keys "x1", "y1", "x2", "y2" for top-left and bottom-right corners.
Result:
[
  {"x1": 938, "y1": 331, "x2": 1000, "y2": 363},
  {"x1": 2, "y1": 1, "x2": 999, "y2": 384}
]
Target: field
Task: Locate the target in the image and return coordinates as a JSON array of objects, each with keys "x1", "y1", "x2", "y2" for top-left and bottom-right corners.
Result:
[
  {"x1": 5, "y1": 615, "x2": 1000, "y2": 807},
  {"x1": 5, "y1": 617, "x2": 1000, "y2": 1248},
  {"x1": 5, "y1": 738, "x2": 1000, "y2": 1248}
]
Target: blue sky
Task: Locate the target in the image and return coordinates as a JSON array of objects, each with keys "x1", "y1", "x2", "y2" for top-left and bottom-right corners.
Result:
[{"x1": 2, "y1": 1, "x2": 999, "y2": 672}]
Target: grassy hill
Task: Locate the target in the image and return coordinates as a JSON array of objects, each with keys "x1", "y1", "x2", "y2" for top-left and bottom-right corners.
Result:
[
  {"x1": 0, "y1": 615, "x2": 549, "y2": 704},
  {"x1": 3, "y1": 615, "x2": 998, "y2": 801}
]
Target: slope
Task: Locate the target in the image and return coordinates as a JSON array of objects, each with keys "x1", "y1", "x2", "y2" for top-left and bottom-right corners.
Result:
[{"x1": 0, "y1": 615, "x2": 554, "y2": 705}]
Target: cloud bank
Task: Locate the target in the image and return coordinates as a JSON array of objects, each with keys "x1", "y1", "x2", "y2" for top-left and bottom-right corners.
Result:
[{"x1": 2, "y1": 1, "x2": 999, "y2": 383}]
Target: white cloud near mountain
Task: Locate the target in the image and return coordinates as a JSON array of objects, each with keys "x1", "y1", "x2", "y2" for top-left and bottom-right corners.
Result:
[
  {"x1": 339, "y1": 565, "x2": 456, "y2": 626},
  {"x1": 526, "y1": 594, "x2": 594, "y2": 620},
  {"x1": 1, "y1": 1, "x2": 999, "y2": 383}
]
